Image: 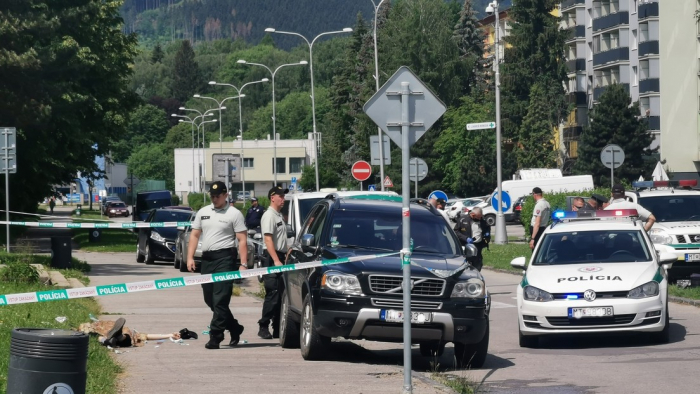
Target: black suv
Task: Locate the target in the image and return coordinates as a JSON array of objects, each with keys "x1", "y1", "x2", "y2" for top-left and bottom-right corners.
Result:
[{"x1": 279, "y1": 195, "x2": 490, "y2": 368}]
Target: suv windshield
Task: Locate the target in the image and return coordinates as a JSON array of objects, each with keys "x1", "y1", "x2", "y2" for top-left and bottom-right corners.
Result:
[
  {"x1": 533, "y1": 230, "x2": 652, "y2": 265},
  {"x1": 326, "y1": 210, "x2": 461, "y2": 255},
  {"x1": 638, "y1": 195, "x2": 700, "y2": 222}
]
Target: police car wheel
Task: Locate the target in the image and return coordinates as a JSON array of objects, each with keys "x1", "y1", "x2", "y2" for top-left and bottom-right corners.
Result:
[{"x1": 649, "y1": 301, "x2": 670, "y2": 344}]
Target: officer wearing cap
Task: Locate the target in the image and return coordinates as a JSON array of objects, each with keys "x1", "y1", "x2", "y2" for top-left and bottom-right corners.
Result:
[
  {"x1": 257, "y1": 185, "x2": 289, "y2": 340},
  {"x1": 429, "y1": 196, "x2": 451, "y2": 223},
  {"x1": 605, "y1": 184, "x2": 656, "y2": 231},
  {"x1": 529, "y1": 187, "x2": 551, "y2": 250},
  {"x1": 187, "y1": 181, "x2": 248, "y2": 349},
  {"x1": 245, "y1": 197, "x2": 265, "y2": 230}
]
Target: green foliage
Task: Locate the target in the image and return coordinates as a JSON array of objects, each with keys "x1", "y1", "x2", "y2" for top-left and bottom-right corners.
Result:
[
  {"x1": 573, "y1": 84, "x2": 656, "y2": 186},
  {"x1": 172, "y1": 194, "x2": 181, "y2": 206},
  {"x1": 126, "y1": 144, "x2": 174, "y2": 190},
  {"x1": 519, "y1": 187, "x2": 612, "y2": 236},
  {"x1": 453, "y1": 0, "x2": 488, "y2": 93},
  {"x1": 187, "y1": 193, "x2": 208, "y2": 211},
  {"x1": 73, "y1": 230, "x2": 138, "y2": 253},
  {"x1": 516, "y1": 82, "x2": 559, "y2": 168},
  {"x1": 151, "y1": 43, "x2": 164, "y2": 63},
  {"x1": 299, "y1": 164, "x2": 317, "y2": 192},
  {"x1": 112, "y1": 104, "x2": 170, "y2": 162},
  {"x1": 482, "y1": 243, "x2": 533, "y2": 273},
  {"x1": 0, "y1": 260, "x2": 39, "y2": 284},
  {"x1": 171, "y1": 40, "x2": 202, "y2": 102}
]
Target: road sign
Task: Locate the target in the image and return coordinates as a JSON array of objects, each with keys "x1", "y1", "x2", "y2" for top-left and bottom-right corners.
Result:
[
  {"x1": 291, "y1": 177, "x2": 297, "y2": 183},
  {"x1": 0, "y1": 154, "x2": 16, "y2": 173},
  {"x1": 600, "y1": 144, "x2": 624, "y2": 169},
  {"x1": 289, "y1": 184, "x2": 295, "y2": 191},
  {"x1": 428, "y1": 190, "x2": 448, "y2": 201},
  {"x1": 383, "y1": 176, "x2": 394, "y2": 187},
  {"x1": 123, "y1": 176, "x2": 140, "y2": 187},
  {"x1": 491, "y1": 190, "x2": 512, "y2": 212},
  {"x1": 363, "y1": 66, "x2": 447, "y2": 149},
  {"x1": 368, "y1": 184, "x2": 376, "y2": 191},
  {"x1": 466, "y1": 122, "x2": 496, "y2": 131},
  {"x1": 369, "y1": 135, "x2": 391, "y2": 165},
  {"x1": 351, "y1": 160, "x2": 372, "y2": 181},
  {"x1": 409, "y1": 158, "x2": 428, "y2": 182}
]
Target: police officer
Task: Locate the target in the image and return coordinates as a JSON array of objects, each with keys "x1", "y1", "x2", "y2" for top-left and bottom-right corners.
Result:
[
  {"x1": 529, "y1": 187, "x2": 551, "y2": 250},
  {"x1": 605, "y1": 184, "x2": 656, "y2": 231},
  {"x1": 453, "y1": 206, "x2": 489, "y2": 271},
  {"x1": 187, "y1": 181, "x2": 248, "y2": 349},
  {"x1": 257, "y1": 186, "x2": 289, "y2": 340},
  {"x1": 245, "y1": 197, "x2": 265, "y2": 230}
]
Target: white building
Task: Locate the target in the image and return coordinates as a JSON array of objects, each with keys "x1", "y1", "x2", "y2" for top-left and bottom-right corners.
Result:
[{"x1": 174, "y1": 134, "x2": 317, "y2": 202}]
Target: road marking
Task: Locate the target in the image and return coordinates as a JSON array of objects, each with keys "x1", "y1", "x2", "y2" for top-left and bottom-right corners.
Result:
[{"x1": 491, "y1": 301, "x2": 516, "y2": 309}]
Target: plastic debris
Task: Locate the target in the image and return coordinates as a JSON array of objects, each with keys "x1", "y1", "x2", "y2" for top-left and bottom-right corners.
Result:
[
  {"x1": 240, "y1": 340, "x2": 248, "y2": 344},
  {"x1": 154, "y1": 345, "x2": 160, "y2": 348},
  {"x1": 55, "y1": 316, "x2": 67, "y2": 323},
  {"x1": 202, "y1": 330, "x2": 210, "y2": 335},
  {"x1": 169, "y1": 337, "x2": 183, "y2": 344},
  {"x1": 88, "y1": 314, "x2": 99, "y2": 322}
]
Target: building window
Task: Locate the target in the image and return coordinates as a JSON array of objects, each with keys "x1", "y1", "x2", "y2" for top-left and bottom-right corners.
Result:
[
  {"x1": 593, "y1": 35, "x2": 601, "y2": 54},
  {"x1": 640, "y1": 23, "x2": 648, "y2": 43},
  {"x1": 633, "y1": 0, "x2": 638, "y2": 14},
  {"x1": 640, "y1": 97, "x2": 650, "y2": 113},
  {"x1": 632, "y1": 66, "x2": 638, "y2": 86},
  {"x1": 272, "y1": 158, "x2": 286, "y2": 174},
  {"x1": 243, "y1": 158, "x2": 254, "y2": 168},
  {"x1": 289, "y1": 158, "x2": 305, "y2": 173},
  {"x1": 640, "y1": 60, "x2": 649, "y2": 80},
  {"x1": 632, "y1": 29, "x2": 637, "y2": 50}
]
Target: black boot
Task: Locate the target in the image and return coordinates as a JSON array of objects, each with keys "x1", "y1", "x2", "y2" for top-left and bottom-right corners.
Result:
[
  {"x1": 228, "y1": 324, "x2": 244, "y2": 347},
  {"x1": 205, "y1": 331, "x2": 225, "y2": 349},
  {"x1": 257, "y1": 325, "x2": 272, "y2": 340},
  {"x1": 105, "y1": 318, "x2": 126, "y2": 344}
]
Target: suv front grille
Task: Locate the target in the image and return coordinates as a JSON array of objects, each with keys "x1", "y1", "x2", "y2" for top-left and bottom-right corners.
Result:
[
  {"x1": 676, "y1": 235, "x2": 687, "y2": 243},
  {"x1": 371, "y1": 298, "x2": 443, "y2": 310},
  {"x1": 368, "y1": 275, "x2": 445, "y2": 297}
]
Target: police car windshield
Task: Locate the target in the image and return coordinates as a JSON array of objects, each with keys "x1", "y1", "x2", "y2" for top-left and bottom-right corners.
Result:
[
  {"x1": 533, "y1": 230, "x2": 652, "y2": 265},
  {"x1": 638, "y1": 195, "x2": 700, "y2": 222},
  {"x1": 326, "y1": 210, "x2": 461, "y2": 255}
]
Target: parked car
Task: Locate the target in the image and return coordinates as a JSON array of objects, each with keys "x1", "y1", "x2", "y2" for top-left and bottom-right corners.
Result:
[
  {"x1": 101, "y1": 196, "x2": 122, "y2": 215},
  {"x1": 447, "y1": 198, "x2": 485, "y2": 221},
  {"x1": 136, "y1": 208, "x2": 193, "y2": 264},
  {"x1": 279, "y1": 194, "x2": 490, "y2": 368},
  {"x1": 512, "y1": 196, "x2": 527, "y2": 223},
  {"x1": 105, "y1": 201, "x2": 129, "y2": 218}
]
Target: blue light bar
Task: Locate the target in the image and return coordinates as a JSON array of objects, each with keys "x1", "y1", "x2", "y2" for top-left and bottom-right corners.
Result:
[
  {"x1": 552, "y1": 210, "x2": 577, "y2": 220},
  {"x1": 632, "y1": 181, "x2": 654, "y2": 188},
  {"x1": 566, "y1": 294, "x2": 578, "y2": 300}
]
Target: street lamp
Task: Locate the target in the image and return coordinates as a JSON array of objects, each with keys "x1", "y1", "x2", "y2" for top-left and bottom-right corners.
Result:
[
  {"x1": 209, "y1": 78, "x2": 269, "y2": 203},
  {"x1": 237, "y1": 59, "x2": 308, "y2": 186},
  {"x1": 171, "y1": 113, "x2": 196, "y2": 192},
  {"x1": 486, "y1": 1, "x2": 507, "y2": 245},
  {"x1": 180, "y1": 117, "x2": 217, "y2": 198},
  {"x1": 265, "y1": 27, "x2": 352, "y2": 191},
  {"x1": 177, "y1": 107, "x2": 217, "y2": 193},
  {"x1": 193, "y1": 94, "x2": 239, "y2": 153},
  {"x1": 370, "y1": 0, "x2": 387, "y2": 191}
]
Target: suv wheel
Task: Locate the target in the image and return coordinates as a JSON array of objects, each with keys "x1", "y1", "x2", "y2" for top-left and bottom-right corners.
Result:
[
  {"x1": 485, "y1": 214, "x2": 496, "y2": 227},
  {"x1": 454, "y1": 321, "x2": 489, "y2": 369},
  {"x1": 136, "y1": 245, "x2": 145, "y2": 263},
  {"x1": 419, "y1": 341, "x2": 446, "y2": 357},
  {"x1": 279, "y1": 290, "x2": 300, "y2": 349},
  {"x1": 300, "y1": 293, "x2": 330, "y2": 360}
]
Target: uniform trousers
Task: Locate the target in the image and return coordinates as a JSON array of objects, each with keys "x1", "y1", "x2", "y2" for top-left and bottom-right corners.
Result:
[
  {"x1": 201, "y1": 248, "x2": 240, "y2": 334},
  {"x1": 258, "y1": 250, "x2": 286, "y2": 330}
]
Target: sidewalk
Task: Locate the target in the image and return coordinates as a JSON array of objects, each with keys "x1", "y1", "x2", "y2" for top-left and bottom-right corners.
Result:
[{"x1": 80, "y1": 251, "x2": 456, "y2": 394}]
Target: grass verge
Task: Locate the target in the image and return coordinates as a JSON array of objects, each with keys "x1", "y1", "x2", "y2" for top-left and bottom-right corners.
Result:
[
  {"x1": 430, "y1": 372, "x2": 479, "y2": 394},
  {"x1": 73, "y1": 229, "x2": 137, "y2": 253},
  {"x1": 669, "y1": 285, "x2": 700, "y2": 300},
  {"x1": 482, "y1": 243, "x2": 532, "y2": 274}
]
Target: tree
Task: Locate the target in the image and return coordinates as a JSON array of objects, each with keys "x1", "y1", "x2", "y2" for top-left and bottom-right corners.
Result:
[
  {"x1": 573, "y1": 84, "x2": 657, "y2": 186},
  {"x1": 0, "y1": 0, "x2": 138, "y2": 213},
  {"x1": 127, "y1": 143, "x2": 174, "y2": 191},
  {"x1": 516, "y1": 81, "x2": 558, "y2": 168},
  {"x1": 171, "y1": 40, "x2": 201, "y2": 102},
  {"x1": 151, "y1": 43, "x2": 164, "y2": 63},
  {"x1": 111, "y1": 104, "x2": 170, "y2": 162},
  {"x1": 453, "y1": 0, "x2": 488, "y2": 94}
]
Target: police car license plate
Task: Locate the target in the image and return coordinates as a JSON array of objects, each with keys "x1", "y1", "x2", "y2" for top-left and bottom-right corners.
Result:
[
  {"x1": 685, "y1": 253, "x2": 700, "y2": 262},
  {"x1": 569, "y1": 307, "x2": 614, "y2": 319},
  {"x1": 380, "y1": 310, "x2": 432, "y2": 324}
]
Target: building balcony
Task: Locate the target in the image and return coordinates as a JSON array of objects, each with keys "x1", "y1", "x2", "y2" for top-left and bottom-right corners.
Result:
[
  {"x1": 567, "y1": 91, "x2": 587, "y2": 106},
  {"x1": 593, "y1": 83, "x2": 629, "y2": 101},
  {"x1": 593, "y1": 47, "x2": 629, "y2": 67},
  {"x1": 638, "y1": 2, "x2": 659, "y2": 21},
  {"x1": 565, "y1": 25, "x2": 586, "y2": 42},
  {"x1": 639, "y1": 78, "x2": 660, "y2": 94},
  {"x1": 561, "y1": 0, "x2": 585, "y2": 11},
  {"x1": 566, "y1": 58, "x2": 586, "y2": 73},
  {"x1": 593, "y1": 12, "x2": 629, "y2": 32},
  {"x1": 638, "y1": 40, "x2": 659, "y2": 57},
  {"x1": 647, "y1": 116, "x2": 660, "y2": 131}
]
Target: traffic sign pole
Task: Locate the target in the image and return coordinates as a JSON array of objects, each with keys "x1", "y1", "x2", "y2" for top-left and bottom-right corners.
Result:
[{"x1": 399, "y1": 81, "x2": 412, "y2": 393}]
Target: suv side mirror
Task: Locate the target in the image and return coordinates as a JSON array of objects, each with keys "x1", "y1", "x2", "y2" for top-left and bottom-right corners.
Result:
[
  {"x1": 301, "y1": 234, "x2": 315, "y2": 248},
  {"x1": 464, "y1": 244, "x2": 478, "y2": 258},
  {"x1": 658, "y1": 252, "x2": 676, "y2": 270}
]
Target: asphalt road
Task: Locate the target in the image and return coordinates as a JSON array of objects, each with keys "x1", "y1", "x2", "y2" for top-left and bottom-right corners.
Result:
[{"x1": 79, "y1": 251, "x2": 700, "y2": 394}]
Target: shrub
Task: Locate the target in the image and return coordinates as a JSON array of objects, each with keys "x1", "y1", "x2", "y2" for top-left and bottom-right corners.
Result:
[
  {"x1": 171, "y1": 194, "x2": 181, "y2": 206},
  {"x1": 0, "y1": 261, "x2": 39, "y2": 283}
]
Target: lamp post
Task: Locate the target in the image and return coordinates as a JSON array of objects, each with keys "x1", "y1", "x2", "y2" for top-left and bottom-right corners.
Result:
[
  {"x1": 237, "y1": 59, "x2": 308, "y2": 186},
  {"x1": 370, "y1": 0, "x2": 387, "y2": 191},
  {"x1": 209, "y1": 78, "x2": 269, "y2": 203},
  {"x1": 486, "y1": 1, "x2": 507, "y2": 245},
  {"x1": 265, "y1": 27, "x2": 352, "y2": 191},
  {"x1": 193, "y1": 94, "x2": 240, "y2": 153},
  {"x1": 171, "y1": 114, "x2": 196, "y2": 192},
  {"x1": 178, "y1": 108, "x2": 218, "y2": 193}
]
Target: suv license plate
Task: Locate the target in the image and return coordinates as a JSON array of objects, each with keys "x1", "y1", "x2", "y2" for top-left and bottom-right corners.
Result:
[
  {"x1": 569, "y1": 307, "x2": 613, "y2": 319},
  {"x1": 380, "y1": 310, "x2": 432, "y2": 324},
  {"x1": 685, "y1": 253, "x2": 700, "y2": 262}
]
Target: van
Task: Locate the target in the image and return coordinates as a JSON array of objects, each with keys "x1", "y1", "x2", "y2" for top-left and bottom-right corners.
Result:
[
  {"x1": 485, "y1": 175, "x2": 594, "y2": 224},
  {"x1": 133, "y1": 190, "x2": 173, "y2": 221}
]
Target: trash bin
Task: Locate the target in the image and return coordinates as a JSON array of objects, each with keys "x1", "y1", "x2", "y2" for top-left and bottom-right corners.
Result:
[
  {"x1": 51, "y1": 236, "x2": 72, "y2": 269},
  {"x1": 7, "y1": 328, "x2": 89, "y2": 394},
  {"x1": 75, "y1": 204, "x2": 82, "y2": 216},
  {"x1": 88, "y1": 228, "x2": 102, "y2": 243}
]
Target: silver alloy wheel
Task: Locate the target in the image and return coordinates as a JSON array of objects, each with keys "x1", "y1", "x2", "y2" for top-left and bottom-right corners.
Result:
[{"x1": 302, "y1": 302, "x2": 312, "y2": 348}]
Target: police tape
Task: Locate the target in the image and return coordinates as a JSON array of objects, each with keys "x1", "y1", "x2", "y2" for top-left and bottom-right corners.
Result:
[
  {"x1": 0, "y1": 252, "x2": 400, "y2": 306},
  {"x1": 0, "y1": 220, "x2": 188, "y2": 229}
]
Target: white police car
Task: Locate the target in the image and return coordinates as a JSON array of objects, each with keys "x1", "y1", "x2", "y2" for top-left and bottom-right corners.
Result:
[{"x1": 511, "y1": 209, "x2": 677, "y2": 348}]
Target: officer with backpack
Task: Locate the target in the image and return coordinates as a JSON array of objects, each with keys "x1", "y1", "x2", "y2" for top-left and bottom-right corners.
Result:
[{"x1": 453, "y1": 206, "x2": 490, "y2": 271}]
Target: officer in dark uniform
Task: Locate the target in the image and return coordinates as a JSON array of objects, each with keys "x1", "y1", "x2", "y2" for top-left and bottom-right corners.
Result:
[
  {"x1": 453, "y1": 206, "x2": 490, "y2": 271},
  {"x1": 245, "y1": 197, "x2": 265, "y2": 230}
]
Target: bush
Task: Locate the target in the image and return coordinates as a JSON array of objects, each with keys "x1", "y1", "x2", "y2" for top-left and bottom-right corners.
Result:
[
  {"x1": 0, "y1": 261, "x2": 39, "y2": 283},
  {"x1": 187, "y1": 193, "x2": 207, "y2": 211},
  {"x1": 171, "y1": 194, "x2": 180, "y2": 206},
  {"x1": 519, "y1": 187, "x2": 612, "y2": 237}
]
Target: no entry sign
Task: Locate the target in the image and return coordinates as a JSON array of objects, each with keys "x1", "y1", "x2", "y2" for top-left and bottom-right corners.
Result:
[{"x1": 351, "y1": 160, "x2": 372, "y2": 181}]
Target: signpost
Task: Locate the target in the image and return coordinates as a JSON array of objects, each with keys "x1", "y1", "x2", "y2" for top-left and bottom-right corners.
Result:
[
  {"x1": 466, "y1": 121, "x2": 496, "y2": 131},
  {"x1": 491, "y1": 190, "x2": 511, "y2": 212},
  {"x1": 351, "y1": 160, "x2": 372, "y2": 190},
  {"x1": 383, "y1": 176, "x2": 394, "y2": 188},
  {"x1": 1, "y1": 127, "x2": 16, "y2": 252},
  {"x1": 368, "y1": 184, "x2": 376, "y2": 191},
  {"x1": 600, "y1": 144, "x2": 625, "y2": 189},
  {"x1": 370, "y1": 135, "x2": 391, "y2": 167},
  {"x1": 364, "y1": 66, "x2": 446, "y2": 394},
  {"x1": 409, "y1": 158, "x2": 428, "y2": 198}
]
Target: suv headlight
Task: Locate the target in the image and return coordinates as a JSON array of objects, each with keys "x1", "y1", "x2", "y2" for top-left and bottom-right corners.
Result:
[
  {"x1": 150, "y1": 232, "x2": 166, "y2": 242},
  {"x1": 523, "y1": 285, "x2": 553, "y2": 302},
  {"x1": 649, "y1": 228, "x2": 673, "y2": 245},
  {"x1": 321, "y1": 271, "x2": 362, "y2": 295},
  {"x1": 451, "y1": 278, "x2": 485, "y2": 298},
  {"x1": 628, "y1": 281, "x2": 659, "y2": 299}
]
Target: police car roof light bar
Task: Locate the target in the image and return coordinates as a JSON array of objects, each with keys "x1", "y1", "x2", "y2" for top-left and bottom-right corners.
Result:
[
  {"x1": 552, "y1": 209, "x2": 639, "y2": 221},
  {"x1": 632, "y1": 180, "x2": 697, "y2": 189}
]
